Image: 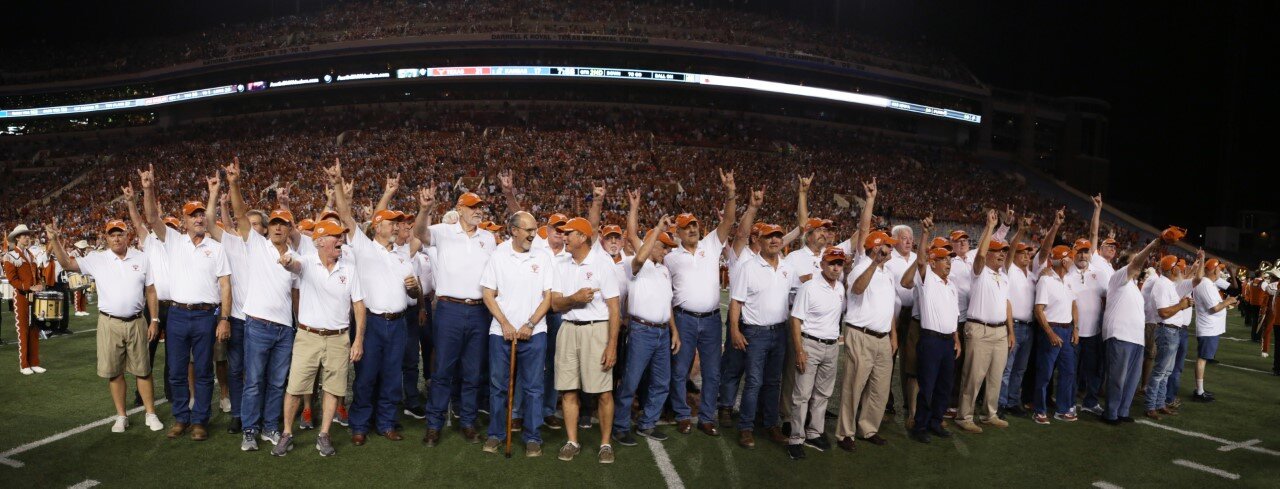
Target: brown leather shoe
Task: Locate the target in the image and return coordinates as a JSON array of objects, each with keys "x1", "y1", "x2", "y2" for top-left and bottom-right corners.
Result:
[
  {"x1": 1144, "y1": 410, "x2": 1162, "y2": 421},
  {"x1": 676, "y1": 420, "x2": 693, "y2": 434},
  {"x1": 1158, "y1": 406, "x2": 1179, "y2": 416},
  {"x1": 698, "y1": 422, "x2": 720, "y2": 437},
  {"x1": 167, "y1": 423, "x2": 188, "y2": 439},
  {"x1": 189, "y1": 424, "x2": 208, "y2": 441},
  {"x1": 462, "y1": 427, "x2": 480, "y2": 443},
  {"x1": 838, "y1": 437, "x2": 856, "y2": 452},
  {"x1": 738, "y1": 430, "x2": 756, "y2": 449},
  {"x1": 351, "y1": 433, "x2": 367, "y2": 446},
  {"x1": 383, "y1": 430, "x2": 404, "y2": 441},
  {"x1": 422, "y1": 429, "x2": 439, "y2": 447},
  {"x1": 543, "y1": 416, "x2": 564, "y2": 430},
  {"x1": 767, "y1": 426, "x2": 787, "y2": 444},
  {"x1": 718, "y1": 408, "x2": 733, "y2": 427}
]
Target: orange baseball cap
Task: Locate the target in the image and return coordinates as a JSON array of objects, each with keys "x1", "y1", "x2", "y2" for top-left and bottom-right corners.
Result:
[
  {"x1": 822, "y1": 246, "x2": 848, "y2": 263},
  {"x1": 182, "y1": 201, "x2": 206, "y2": 216},
  {"x1": 1205, "y1": 258, "x2": 1220, "y2": 270},
  {"x1": 480, "y1": 221, "x2": 504, "y2": 232},
  {"x1": 268, "y1": 209, "x2": 294, "y2": 224},
  {"x1": 1161, "y1": 226, "x2": 1187, "y2": 243},
  {"x1": 751, "y1": 222, "x2": 769, "y2": 235},
  {"x1": 1177, "y1": 258, "x2": 1188, "y2": 272},
  {"x1": 298, "y1": 219, "x2": 315, "y2": 231},
  {"x1": 758, "y1": 223, "x2": 785, "y2": 237},
  {"x1": 601, "y1": 224, "x2": 623, "y2": 238},
  {"x1": 319, "y1": 210, "x2": 340, "y2": 221},
  {"x1": 372, "y1": 209, "x2": 403, "y2": 225},
  {"x1": 949, "y1": 230, "x2": 969, "y2": 241},
  {"x1": 1101, "y1": 238, "x2": 1118, "y2": 247},
  {"x1": 930, "y1": 237, "x2": 952, "y2": 250},
  {"x1": 1014, "y1": 242, "x2": 1032, "y2": 252},
  {"x1": 988, "y1": 238, "x2": 1010, "y2": 251},
  {"x1": 1158, "y1": 255, "x2": 1178, "y2": 271},
  {"x1": 163, "y1": 216, "x2": 181, "y2": 229},
  {"x1": 1073, "y1": 239, "x2": 1092, "y2": 252},
  {"x1": 805, "y1": 218, "x2": 834, "y2": 232},
  {"x1": 312, "y1": 220, "x2": 347, "y2": 239},
  {"x1": 928, "y1": 247, "x2": 955, "y2": 259},
  {"x1": 401, "y1": 212, "x2": 416, "y2": 222},
  {"x1": 546, "y1": 213, "x2": 569, "y2": 227},
  {"x1": 657, "y1": 231, "x2": 678, "y2": 247},
  {"x1": 457, "y1": 192, "x2": 484, "y2": 208},
  {"x1": 675, "y1": 213, "x2": 699, "y2": 228},
  {"x1": 215, "y1": 220, "x2": 225, "y2": 229},
  {"x1": 1050, "y1": 245, "x2": 1071, "y2": 260},
  {"x1": 104, "y1": 219, "x2": 128, "y2": 233},
  {"x1": 864, "y1": 230, "x2": 898, "y2": 250},
  {"x1": 557, "y1": 217, "x2": 594, "y2": 237},
  {"x1": 537, "y1": 225, "x2": 549, "y2": 239}
]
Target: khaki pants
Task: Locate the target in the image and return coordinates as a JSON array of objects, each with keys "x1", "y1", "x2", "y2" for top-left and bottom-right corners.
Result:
[
  {"x1": 836, "y1": 327, "x2": 893, "y2": 439},
  {"x1": 788, "y1": 336, "x2": 838, "y2": 443},
  {"x1": 958, "y1": 321, "x2": 1009, "y2": 422}
]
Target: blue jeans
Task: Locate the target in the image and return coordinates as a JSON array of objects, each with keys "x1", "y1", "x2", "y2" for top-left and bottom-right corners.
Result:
[
  {"x1": 718, "y1": 320, "x2": 746, "y2": 410},
  {"x1": 1076, "y1": 335, "x2": 1105, "y2": 408},
  {"x1": 350, "y1": 314, "x2": 407, "y2": 434},
  {"x1": 240, "y1": 316, "x2": 294, "y2": 434},
  {"x1": 913, "y1": 333, "x2": 956, "y2": 434},
  {"x1": 166, "y1": 306, "x2": 216, "y2": 425},
  {"x1": 737, "y1": 324, "x2": 785, "y2": 430},
  {"x1": 999, "y1": 321, "x2": 1033, "y2": 408},
  {"x1": 672, "y1": 309, "x2": 723, "y2": 425},
  {"x1": 488, "y1": 333, "x2": 546, "y2": 443},
  {"x1": 614, "y1": 321, "x2": 672, "y2": 433},
  {"x1": 426, "y1": 301, "x2": 490, "y2": 430},
  {"x1": 402, "y1": 304, "x2": 431, "y2": 411},
  {"x1": 1104, "y1": 338, "x2": 1143, "y2": 420},
  {"x1": 1165, "y1": 327, "x2": 1189, "y2": 405},
  {"x1": 1033, "y1": 325, "x2": 1077, "y2": 415},
  {"x1": 1144, "y1": 326, "x2": 1182, "y2": 411},
  {"x1": 226, "y1": 318, "x2": 245, "y2": 421},
  {"x1": 542, "y1": 312, "x2": 563, "y2": 419}
]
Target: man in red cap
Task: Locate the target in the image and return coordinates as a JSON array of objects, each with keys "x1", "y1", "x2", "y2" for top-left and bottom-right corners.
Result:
[
  {"x1": 998, "y1": 214, "x2": 1042, "y2": 418},
  {"x1": 900, "y1": 217, "x2": 962, "y2": 444},
  {"x1": 532, "y1": 211, "x2": 570, "y2": 429},
  {"x1": 955, "y1": 209, "x2": 1013, "y2": 434},
  {"x1": 139, "y1": 164, "x2": 232, "y2": 441},
  {"x1": 1068, "y1": 237, "x2": 1111, "y2": 416},
  {"x1": 667, "y1": 168, "x2": 736, "y2": 436},
  {"x1": 718, "y1": 185, "x2": 776, "y2": 427},
  {"x1": 46, "y1": 218, "x2": 164, "y2": 433},
  {"x1": 199, "y1": 173, "x2": 249, "y2": 436},
  {"x1": 122, "y1": 183, "x2": 174, "y2": 404},
  {"x1": 1145, "y1": 253, "x2": 1193, "y2": 419},
  {"x1": 1031, "y1": 245, "x2": 1078, "y2": 424},
  {"x1": 1191, "y1": 255, "x2": 1237, "y2": 402},
  {"x1": 785, "y1": 246, "x2": 846, "y2": 459}
]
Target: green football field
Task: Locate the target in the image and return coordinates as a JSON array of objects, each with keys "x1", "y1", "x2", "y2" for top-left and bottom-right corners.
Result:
[{"x1": 2, "y1": 299, "x2": 1279, "y2": 489}]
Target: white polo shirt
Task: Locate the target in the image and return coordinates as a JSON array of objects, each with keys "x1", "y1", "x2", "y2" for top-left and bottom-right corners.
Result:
[
  {"x1": 555, "y1": 247, "x2": 620, "y2": 323},
  {"x1": 791, "y1": 275, "x2": 844, "y2": 340},
  {"x1": 428, "y1": 221, "x2": 497, "y2": 301},
  {"x1": 1193, "y1": 277, "x2": 1226, "y2": 337},
  {"x1": 783, "y1": 246, "x2": 823, "y2": 290},
  {"x1": 1007, "y1": 265, "x2": 1037, "y2": 323},
  {"x1": 594, "y1": 241, "x2": 633, "y2": 305},
  {"x1": 480, "y1": 243, "x2": 554, "y2": 335},
  {"x1": 143, "y1": 233, "x2": 171, "y2": 301},
  {"x1": 729, "y1": 253, "x2": 795, "y2": 326},
  {"x1": 1142, "y1": 277, "x2": 1160, "y2": 324},
  {"x1": 844, "y1": 252, "x2": 895, "y2": 333},
  {"x1": 236, "y1": 231, "x2": 297, "y2": 326},
  {"x1": 1150, "y1": 276, "x2": 1189, "y2": 327},
  {"x1": 950, "y1": 255, "x2": 975, "y2": 322},
  {"x1": 967, "y1": 265, "x2": 1010, "y2": 325},
  {"x1": 76, "y1": 248, "x2": 153, "y2": 317},
  {"x1": 293, "y1": 253, "x2": 363, "y2": 330},
  {"x1": 884, "y1": 250, "x2": 918, "y2": 308},
  {"x1": 1035, "y1": 268, "x2": 1075, "y2": 325},
  {"x1": 665, "y1": 232, "x2": 725, "y2": 314},
  {"x1": 349, "y1": 230, "x2": 415, "y2": 315},
  {"x1": 415, "y1": 249, "x2": 434, "y2": 299},
  {"x1": 1068, "y1": 264, "x2": 1107, "y2": 337},
  {"x1": 217, "y1": 232, "x2": 250, "y2": 320},
  {"x1": 628, "y1": 259, "x2": 674, "y2": 325},
  {"x1": 1103, "y1": 265, "x2": 1145, "y2": 345},
  {"x1": 163, "y1": 227, "x2": 231, "y2": 305},
  {"x1": 1091, "y1": 254, "x2": 1115, "y2": 276},
  {"x1": 917, "y1": 268, "x2": 960, "y2": 335}
]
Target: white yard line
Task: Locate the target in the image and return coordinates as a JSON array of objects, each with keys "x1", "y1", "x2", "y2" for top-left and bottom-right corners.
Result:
[
  {"x1": 1172, "y1": 459, "x2": 1240, "y2": 480},
  {"x1": 646, "y1": 437, "x2": 685, "y2": 489},
  {"x1": 1183, "y1": 358, "x2": 1270, "y2": 375},
  {"x1": 1138, "y1": 419, "x2": 1280, "y2": 456},
  {"x1": 1092, "y1": 482, "x2": 1123, "y2": 489},
  {"x1": 68, "y1": 480, "x2": 100, "y2": 489},
  {"x1": 0, "y1": 329, "x2": 96, "y2": 348},
  {"x1": 1218, "y1": 439, "x2": 1262, "y2": 452},
  {"x1": 1, "y1": 399, "x2": 167, "y2": 468}
]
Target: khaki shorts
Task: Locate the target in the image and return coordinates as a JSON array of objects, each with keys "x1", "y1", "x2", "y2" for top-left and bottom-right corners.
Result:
[
  {"x1": 287, "y1": 328, "x2": 351, "y2": 397},
  {"x1": 1144, "y1": 323, "x2": 1158, "y2": 360},
  {"x1": 97, "y1": 314, "x2": 151, "y2": 378},
  {"x1": 555, "y1": 320, "x2": 613, "y2": 394}
]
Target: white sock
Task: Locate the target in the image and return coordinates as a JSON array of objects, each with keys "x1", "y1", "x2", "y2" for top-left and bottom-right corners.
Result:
[{"x1": 1196, "y1": 380, "x2": 1204, "y2": 394}]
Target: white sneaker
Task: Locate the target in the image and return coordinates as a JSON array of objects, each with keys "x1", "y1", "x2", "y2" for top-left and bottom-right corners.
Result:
[
  {"x1": 220, "y1": 397, "x2": 231, "y2": 413},
  {"x1": 20, "y1": 368, "x2": 33, "y2": 375},
  {"x1": 1263, "y1": 352, "x2": 1270, "y2": 358},
  {"x1": 145, "y1": 413, "x2": 164, "y2": 431},
  {"x1": 31, "y1": 366, "x2": 46, "y2": 373},
  {"x1": 111, "y1": 416, "x2": 129, "y2": 433},
  {"x1": 75, "y1": 311, "x2": 89, "y2": 317}
]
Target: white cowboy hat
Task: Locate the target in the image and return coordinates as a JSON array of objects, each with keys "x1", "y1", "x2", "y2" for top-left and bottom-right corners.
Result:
[
  {"x1": 7, "y1": 224, "x2": 34, "y2": 242},
  {"x1": 74, "y1": 240, "x2": 90, "y2": 250}
]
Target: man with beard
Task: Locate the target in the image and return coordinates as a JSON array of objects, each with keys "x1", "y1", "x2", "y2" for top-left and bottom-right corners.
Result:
[{"x1": 954, "y1": 210, "x2": 1013, "y2": 434}]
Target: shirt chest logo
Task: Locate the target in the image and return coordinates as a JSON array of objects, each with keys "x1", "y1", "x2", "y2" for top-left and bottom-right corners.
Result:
[
  {"x1": 203, "y1": 250, "x2": 212, "y2": 258},
  {"x1": 339, "y1": 276, "x2": 348, "y2": 285},
  {"x1": 531, "y1": 264, "x2": 540, "y2": 273},
  {"x1": 698, "y1": 251, "x2": 705, "y2": 258},
  {"x1": 585, "y1": 271, "x2": 593, "y2": 280},
  {"x1": 131, "y1": 265, "x2": 141, "y2": 272}
]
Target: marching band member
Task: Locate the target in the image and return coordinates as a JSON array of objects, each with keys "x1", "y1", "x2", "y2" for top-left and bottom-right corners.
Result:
[{"x1": 4, "y1": 224, "x2": 43, "y2": 374}]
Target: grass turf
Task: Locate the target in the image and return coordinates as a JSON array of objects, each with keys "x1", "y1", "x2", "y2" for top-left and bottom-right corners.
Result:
[{"x1": 1, "y1": 301, "x2": 1278, "y2": 488}]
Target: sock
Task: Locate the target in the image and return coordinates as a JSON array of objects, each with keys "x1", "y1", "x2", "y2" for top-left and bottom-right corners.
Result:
[{"x1": 1195, "y1": 379, "x2": 1204, "y2": 394}]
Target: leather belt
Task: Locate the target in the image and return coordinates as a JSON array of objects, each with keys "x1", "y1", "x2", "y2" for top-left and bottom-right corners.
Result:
[
  {"x1": 1048, "y1": 322, "x2": 1073, "y2": 329},
  {"x1": 742, "y1": 322, "x2": 784, "y2": 330},
  {"x1": 921, "y1": 329, "x2": 954, "y2": 339},
  {"x1": 370, "y1": 311, "x2": 405, "y2": 320},
  {"x1": 631, "y1": 317, "x2": 669, "y2": 328},
  {"x1": 676, "y1": 307, "x2": 716, "y2": 318},
  {"x1": 439, "y1": 296, "x2": 483, "y2": 306},
  {"x1": 173, "y1": 302, "x2": 217, "y2": 311},
  {"x1": 1158, "y1": 323, "x2": 1185, "y2": 330},
  {"x1": 298, "y1": 323, "x2": 347, "y2": 336},
  {"x1": 103, "y1": 312, "x2": 144, "y2": 323},
  {"x1": 247, "y1": 315, "x2": 291, "y2": 328},
  {"x1": 970, "y1": 319, "x2": 1007, "y2": 327},
  {"x1": 567, "y1": 320, "x2": 605, "y2": 326},
  {"x1": 802, "y1": 332, "x2": 838, "y2": 345},
  {"x1": 846, "y1": 324, "x2": 889, "y2": 339}
]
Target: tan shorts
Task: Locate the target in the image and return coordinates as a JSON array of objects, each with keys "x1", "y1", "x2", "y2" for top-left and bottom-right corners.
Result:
[
  {"x1": 555, "y1": 320, "x2": 613, "y2": 394},
  {"x1": 1144, "y1": 323, "x2": 1158, "y2": 359},
  {"x1": 287, "y1": 328, "x2": 350, "y2": 397},
  {"x1": 97, "y1": 314, "x2": 151, "y2": 378}
]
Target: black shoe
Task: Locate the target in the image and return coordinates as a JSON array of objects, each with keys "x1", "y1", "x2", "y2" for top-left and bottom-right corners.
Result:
[
  {"x1": 928, "y1": 426, "x2": 952, "y2": 439},
  {"x1": 637, "y1": 428, "x2": 668, "y2": 442},
  {"x1": 1004, "y1": 405, "x2": 1026, "y2": 417},
  {"x1": 1206, "y1": 359, "x2": 1219, "y2": 364},
  {"x1": 227, "y1": 418, "x2": 242, "y2": 434},
  {"x1": 786, "y1": 443, "x2": 806, "y2": 460},
  {"x1": 804, "y1": 435, "x2": 831, "y2": 452},
  {"x1": 1202, "y1": 390, "x2": 1215, "y2": 399},
  {"x1": 1119, "y1": 416, "x2": 1135, "y2": 423},
  {"x1": 781, "y1": 421, "x2": 792, "y2": 435},
  {"x1": 910, "y1": 430, "x2": 932, "y2": 444},
  {"x1": 1102, "y1": 417, "x2": 1122, "y2": 426},
  {"x1": 686, "y1": 380, "x2": 700, "y2": 394},
  {"x1": 1192, "y1": 392, "x2": 1214, "y2": 403},
  {"x1": 825, "y1": 409, "x2": 839, "y2": 419},
  {"x1": 615, "y1": 430, "x2": 638, "y2": 447}
]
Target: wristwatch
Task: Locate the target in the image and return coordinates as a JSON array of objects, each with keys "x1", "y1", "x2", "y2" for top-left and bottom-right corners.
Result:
[{"x1": 219, "y1": 316, "x2": 230, "y2": 322}]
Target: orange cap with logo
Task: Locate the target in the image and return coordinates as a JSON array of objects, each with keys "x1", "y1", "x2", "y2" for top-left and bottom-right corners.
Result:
[
  {"x1": 1073, "y1": 239, "x2": 1092, "y2": 252},
  {"x1": 372, "y1": 209, "x2": 403, "y2": 225},
  {"x1": 1205, "y1": 258, "x2": 1220, "y2": 271},
  {"x1": 928, "y1": 247, "x2": 955, "y2": 259},
  {"x1": 988, "y1": 238, "x2": 1010, "y2": 251},
  {"x1": 1050, "y1": 245, "x2": 1071, "y2": 260},
  {"x1": 930, "y1": 237, "x2": 952, "y2": 249},
  {"x1": 657, "y1": 231, "x2": 678, "y2": 247},
  {"x1": 863, "y1": 230, "x2": 898, "y2": 250},
  {"x1": 104, "y1": 219, "x2": 128, "y2": 233},
  {"x1": 163, "y1": 216, "x2": 181, "y2": 229},
  {"x1": 949, "y1": 230, "x2": 969, "y2": 241},
  {"x1": 457, "y1": 192, "x2": 484, "y2": 208},
  {"x1": 805, "y1": 218, "x2": 833, "y2": 232},
  {"x1": 1014, "y1": 242, "x2": 1032, "y2": 252},
  {"x1": 1158, "y1": 255, "x2": 1178, "y2": 271},
  {"x1": 758, "y1": 223, "x2": 785, "y2": 237},
  {"x1": 822, "y1": 246, "x2": 848, "y2": 263},
  {"x1": 320, "y1": 210, "x2": 340, "y2": 222},
  {"x1": 557, "y1": 217, "x2": 594, "y2": 237},
  {"x1": 675, "y1": 213, "x2": 699, "y2": 228},
  {"x1": 312, "y1": 220, "x2": 347, "y2": 239},
  {"x1": 546, "y1": 213, "x2": 568, "y2": 227},
  {"x1": 182, "y1": 201, "x2": 206, "y2": 216},
  {"x1": 298, "y1": 219, "x2": 315, "y2": 231},
  {"x1": 268, "y1": 209, "x2": 294, "y2": 224},
  {"x1": 1161, "y1": 226, "x2": 1187, "y2": 243},
  {"x1": 601, "y1": 224, "x2": 623, "y2": 238}
]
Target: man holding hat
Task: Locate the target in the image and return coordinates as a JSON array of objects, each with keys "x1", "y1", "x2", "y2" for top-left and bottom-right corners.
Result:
[
  {"x1": 955, "y1": 209, "x2": 1014, "y2": 434},
  {"x1": 4, "y1": 223, "x2": 43, "y2": 374}
]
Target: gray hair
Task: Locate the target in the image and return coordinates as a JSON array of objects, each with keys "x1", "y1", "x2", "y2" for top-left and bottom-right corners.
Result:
[
  {"x1": 891, "y1": 224, "x2": 913, "y2": 239},
  {"x1": 507, "y1": 211, "x2": 533, "y2": 230}
]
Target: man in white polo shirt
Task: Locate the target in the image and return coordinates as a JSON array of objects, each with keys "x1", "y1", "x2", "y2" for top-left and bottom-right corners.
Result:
[
  {"x1": 900, "y1": 218, "x2": 962, "y2": 444},
  {"x1": 1145, "y1": 254, "x2": 1193, "y2": 420},
  {"x1": 140, "y1": 164, "x2": 232, "y2": 442},
  {"x1": 1031, "y1": 245, "x2": 1078, "y2": 424},
  {"x1": 47, "y1": 219, "x2": 164, "y2": 433},
  {"x1": 955, "y1": 210, "x2": 1013, "y2": 434},
  {"x1": 1192, "y1": 257, "x2": 1237, "y2": 403},
  {"x1": 667, "y1": 169, "x2": 737, "y2": 437},
  {"x1": 998, "y1": 214, "x2": 1043, "y2": 418},
  {"x1": 1068, "y1": 238, "x2": 1111, "y2": 416},
  {"x1": 834, "y1": 229, "x2": 899, "y2": 453},
  {"x1": 122, "y1": 183, "x2": 173, "y2": 404},
  {"x1": 274, "y1": 219, "x2": 366, "y2": 456},
  {"x1": 885, "y1": 222, "x2": 917, "y2": 418},
  {"x1": 728, "y1": 223, "x2": 794, "y2": 450},
  {"x1": 1101, "y1": 237, "x2": 1162, "y2": 424},
  {"x1": 550, "y1": 217, "x2": 621, "y2": 464},
  {"x1": 479, "y1": 211, "x2": 554, "y2": 457},
  {"x1": 786, "y1": 246, "x2": 846, "y2": 460}
]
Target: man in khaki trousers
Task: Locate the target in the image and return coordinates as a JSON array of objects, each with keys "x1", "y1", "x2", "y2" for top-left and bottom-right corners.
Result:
[
  {"x1": 835, "y1": 231, "x2": 900, "y2": 452},
  {"x1": 956, "y1": 210, "x2": 1013, "y2": 433}
]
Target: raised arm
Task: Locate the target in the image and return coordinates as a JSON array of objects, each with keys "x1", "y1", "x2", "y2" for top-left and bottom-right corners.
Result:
[
  {"x1": 973, "y1": 208, "x2": 998, "y2": 276},
  {"x1": 1035, "y1": 207, "x2": 1065, "y2": 266},
  {"x1": 1194, "y1": 249, "x2": 1206, "y2": 282},
  {"x1": 326, "y1": 160, "x2": 358, "y2": 232},
  {"x1": 714, "y1": 168, "x2": 738, "y2": 243},
  {"x1": 796, "y1": 173, "x2": 812, "y2": 233},
  {"x1": 44, "y1": 220, "x2": 78, "y2": 273},
  {"x1": 588, "y1": 183, "x2": 606, "y2": 230},
  {"x1": 1090, "y1": 194, "x2": 1103, "y2": 248},
  {"x1": 1126, "y1": 237, "x2": 1163, "y2": 281},
  {"x1": 205, "y1": 174, "x2": 224, "y2": 242},
  {"x1": 374, "y1": 174, "x2": 399, "y2": 215},
  {"x1": 902, "y1": 216, "x2": 933, "y2": 289},
  {"x1": 138, "y1": 164, "x2": 166, "y2": 241},
  {"x1": 498, "y1": 170, "x2": 523, "y2": 214},
  {"x1": 633, "y1": 215, "x2": 672, "y2": 275},
  {"x1": 732, "y1": 186, "x2": 764, "y2": 255},
  {"x1": 625, "y1": 189, "x2": 644, "y2": 252},
  {"x1": 276, "y1": 185, "x2": 302, "y2": 249},
  {"x1": 225, "y1": 158, "x2": 250, "y2": 238},
  {"x1": 413, "y1": 186, "x2": 436, "y2": 247},
  {"x1": 858, "y1": 178, "x2": 877, "y2": 242},
  {"x1": 121, "y1": 183, "x2": 150, "y2": 240},
  {"x1": 1006, "y1": 215, "x2": 1030, "y2": 272}
]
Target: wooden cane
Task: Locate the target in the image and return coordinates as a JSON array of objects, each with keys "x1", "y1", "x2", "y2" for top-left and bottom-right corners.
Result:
[{"x1": 505, "y1": 336, "x2": 517, "y2": 458}]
